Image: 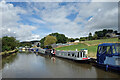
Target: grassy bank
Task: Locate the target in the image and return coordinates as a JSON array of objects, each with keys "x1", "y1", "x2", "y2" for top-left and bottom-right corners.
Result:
[
  {"x1": 55, "y1": 38, "x2": 119, "y2": 58},
  {"x1": 81, "y1": 38, "x2": 118, "y2": 46},
  {"x1": 0, "y1": 49, "x2": 18, "y2": 57}
]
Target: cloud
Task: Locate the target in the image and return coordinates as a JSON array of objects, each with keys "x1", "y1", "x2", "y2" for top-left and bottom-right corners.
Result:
[
  {"x1": 32, "y1": 2, "x2": 118, "y2": 37},
  {"x1": 0, "y1": 0, "x2": 41, "y2": 41}
]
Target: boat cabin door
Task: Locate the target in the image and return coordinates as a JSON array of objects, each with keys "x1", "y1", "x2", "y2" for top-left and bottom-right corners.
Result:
[{"x1": 97, "y1": 46, "x2": 112, "y2": 63}]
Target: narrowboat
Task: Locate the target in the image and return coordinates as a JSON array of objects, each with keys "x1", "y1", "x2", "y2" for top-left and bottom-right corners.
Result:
[
  {"x1": 55, "y1": 50, "x2": 90, "y2": 62},
  {"x1": 96, "y1": 43, "x2": 120, "y2": 71}
]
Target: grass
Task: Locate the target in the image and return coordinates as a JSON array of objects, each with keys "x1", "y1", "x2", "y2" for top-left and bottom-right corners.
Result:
[
  {"x1": 83, "y1": 38, "x2": 118, "y2": 46},
  {"x1": 55, "y1": 38, "x2": 119, "y2": 58}
]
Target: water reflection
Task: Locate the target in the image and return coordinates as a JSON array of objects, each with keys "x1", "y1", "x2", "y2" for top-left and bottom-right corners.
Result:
[
  {"x1": 1, "y1": 53, "x2": 18, "y2": 69},
  {"x1": 2, "y1": 52, "x2": 120, "y2": 78}
]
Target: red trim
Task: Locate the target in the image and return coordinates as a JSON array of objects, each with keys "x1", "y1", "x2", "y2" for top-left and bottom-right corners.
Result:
[{"x1": 82, "y1": 58, "x2": 88, "y2": 60}]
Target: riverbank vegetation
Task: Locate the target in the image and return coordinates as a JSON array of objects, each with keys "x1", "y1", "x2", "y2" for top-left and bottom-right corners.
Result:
[{"x1": 0, "y1": 49, "x2": 18, "y2": 57}]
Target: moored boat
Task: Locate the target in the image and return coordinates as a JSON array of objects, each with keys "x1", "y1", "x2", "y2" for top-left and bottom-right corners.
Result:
[{"x1": 96, "y1": 43, "x2": 120, "y2": 71}]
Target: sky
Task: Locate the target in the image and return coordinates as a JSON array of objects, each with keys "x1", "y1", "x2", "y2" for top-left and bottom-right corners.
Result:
[{"x1": 0, "y1": 0, "x2": 119, "y2": 42}]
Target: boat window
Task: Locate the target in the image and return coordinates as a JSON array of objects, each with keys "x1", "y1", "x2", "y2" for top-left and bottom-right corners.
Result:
[
  {"x1": 68, "y1": 54, "x2": 70, "y2": 56},
  {"x1": 106, "y1": 46, "x2": 111, "y2": 54},
  {"x1": 99, "y1": 46, "x2": 107, "y2": 54},
  {"x1": 83, "y1": 51, "x2": 85, "y2": 57},
  {"x1": 77, "y1": 52, "x2": 79, "y2": 58},
  {"x1": 80, "y1": 51, "x2": 82, "y2": 57},
  {"x1": 98, "y1": 47, "x2": 101, "y2": 54},
  {"x1": 72, "y1": 54, "x2": 74, "y2": 57},
  {"x1": 112, "y1": 46, "x2": 116, "y2": 54}
]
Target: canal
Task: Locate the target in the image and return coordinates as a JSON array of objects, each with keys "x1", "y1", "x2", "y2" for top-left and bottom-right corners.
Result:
[{"x1": 1, "y1": 52, "x2": 120, "y2": 78}]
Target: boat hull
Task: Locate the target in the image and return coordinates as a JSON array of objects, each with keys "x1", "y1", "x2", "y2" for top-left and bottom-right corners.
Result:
[{"x1": 95, "y1": 62, "x2": 120, "y2": 72}]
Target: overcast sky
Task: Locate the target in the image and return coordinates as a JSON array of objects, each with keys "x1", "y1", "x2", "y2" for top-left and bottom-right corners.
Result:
[{"x1": 0, "y1": 0, "x2": 119, "y2": 41}]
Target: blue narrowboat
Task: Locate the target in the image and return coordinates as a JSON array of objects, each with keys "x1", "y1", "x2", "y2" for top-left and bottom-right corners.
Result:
[{"x1": 96, "y1": 43, "x2": 120, "y2": 71}]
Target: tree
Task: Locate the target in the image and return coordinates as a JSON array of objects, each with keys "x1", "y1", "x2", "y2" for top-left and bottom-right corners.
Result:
[
  {"x1": 75, "y1": 38, "x2": 79, "y2": 40},
  {"x1": 68, "y1": 38, "x2": 75, "y2": 42},
  {"x1": 108, "y1": 29, "x2": 113, "y2": 33},
  {"x1": 79, "y1": 37, "x2": 86, "y2": 41},
  {"x1": 49, "y1": 33, "x2": 68, "y2": 43},
  {"x1": 44, "y1": 35, "x2": 57, "y2": 46},
  {"x1": 103, "y1": 29, "x2": 108, "y2": 37},
  {"x1": 40, "y1": 37, "x2": 46, "y2": 48},
  {"x1": 88, "y1": 32, "x2": 93, "y2": 40},
  {"x1": 93, "y1": 33, "x2": 98, "y2": 40},
  {"x1": 114, "y1": 30, "x2": 117, "y2": 34},
  {"x1": 2, "y1": 36, "x2": 18, "y2": 51}
]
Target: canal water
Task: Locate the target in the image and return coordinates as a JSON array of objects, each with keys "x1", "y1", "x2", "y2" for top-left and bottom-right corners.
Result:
[{"x1": 1, "y1": 52, "x2": 120, "y2": 78}]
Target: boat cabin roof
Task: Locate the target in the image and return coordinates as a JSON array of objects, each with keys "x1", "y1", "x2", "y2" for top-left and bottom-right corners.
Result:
[{"x1": 98, "y1": 43, "x2": 118, "y2": 46}]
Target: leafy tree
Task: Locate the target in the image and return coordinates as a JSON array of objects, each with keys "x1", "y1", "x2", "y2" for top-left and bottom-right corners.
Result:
[
  {"x1": 2, "y1": 36, "x2": 18, "y2": 52},
  {"x1": 40, "y1": 37, "x2": 46, "y2": 48},
  {"x1": 19, "y1": 42, "x2": 32, "y2": 47},
  {"x1": 88, "y1": 32, "x2": 93, "y2": 40},
  {"x1": 68, "y1": 38, "x2": 75, "y2": 42},
  {"x1": 79, "y1": 37, "x2": 86, "y2": 41},
  {"x1": 44, "y1": 35, "x2": 57, "y2": 46},
  {"x1": 103, "y1": 29, "x2": 108, "y2": 37},
  {"x1": 93, "y1": 33, "x2": 98, "y2": 40},
  {"x1": 49, "y1": 33, "x2": 68, "y2": 43},
  {"x1": 114, "y1": 30, "x2": 117, "y2": 34},
  {"x1": 75, "y1": 38, "x2": 79, "y2": 40},
  {"x1": 108, "y1": 29, "x2": 113, "y2": 33}
]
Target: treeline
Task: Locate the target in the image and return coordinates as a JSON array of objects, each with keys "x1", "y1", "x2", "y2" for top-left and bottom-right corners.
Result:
[
  {"x1": 1, "y1": 29, "x2": 118, "y2": 51},
  {"x1": 40, "y1": 29, "x2": 118, "y2": 48},
  {"x1": 80, "y1": 29, "x2": 118, "y2": 41}
]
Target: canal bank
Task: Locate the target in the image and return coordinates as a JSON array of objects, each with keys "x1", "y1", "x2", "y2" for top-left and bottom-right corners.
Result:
[
  {"x1": 0, "y1": 49, "x2": 18, "y2": 57},
  {"x1": 1, "y1": 52, "x2": 120, "y2": 78}
]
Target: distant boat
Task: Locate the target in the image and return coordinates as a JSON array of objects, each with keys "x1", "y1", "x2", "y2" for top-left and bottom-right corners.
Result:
[
  {"x1": 96, "y1": 43, "x2": 120, "y2": 71},
  {"x1": 31, "y1": 47, "x2": 46, "y2": 54}
]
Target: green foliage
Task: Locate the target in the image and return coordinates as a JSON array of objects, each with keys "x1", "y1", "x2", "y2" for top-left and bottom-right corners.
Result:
[
  {"x1": 18, "y1": 42, "x2": 32, "y2": 47},
  {"x1": 40, "y1": 37, "x2": 46, "y2": 48},
  {"x1": 79, "y1": 37, "x2": 87, "y2": 41},
  {"x1": 93, "y1": 33, "x2": 98, "y2": 40},
  {"x1": 2, "y1": 36, "x2": 18, "y2": 52},
  {"x1": 44, "y1": 35, "x2": 57, "y2": 46},
  {"x1": 49, "y1": 33, "x2": 68, "y2": 43},
  {"x1": 46, "y1": 45, "x2": 52, "y2": 49},
  {"x1": 68, "y1": 38, "x2": 75, "y2": 42},
  {"x1": 95, "y1": 29, "x2": 115, "y2": 39},
  {"x1": 88, "y1": 32, "x2": 93, "y2": 40}
]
